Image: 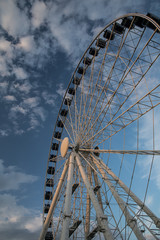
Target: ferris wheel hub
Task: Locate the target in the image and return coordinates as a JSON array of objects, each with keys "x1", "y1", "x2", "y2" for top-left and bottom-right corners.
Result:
[
  {"x1": 60, "y1": 137, "x2": 69, "y2": 157},
  {"x1": 75, "y1": 143, "x2": 79, "y2": 152}
]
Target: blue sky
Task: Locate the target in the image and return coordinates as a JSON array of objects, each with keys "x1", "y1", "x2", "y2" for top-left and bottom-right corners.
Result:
[{"x1": 0, "y1": 0, "x2": 160, "y2": 239}]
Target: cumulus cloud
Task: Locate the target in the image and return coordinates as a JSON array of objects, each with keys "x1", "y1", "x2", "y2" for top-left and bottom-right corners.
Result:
[
  {"x1": 0, "y1": 159, "x2": 38, "y2": 191},
  {"x1": 31, "y1": 1, "x2": 47, "y2": 28},
  {"x1": 28, "y1": 115, "x2": 40, "y2": 130},
  {"x1": 0, "y1": 56, "x2": 11, "y2": 77},
  {"x1": 18, "y1": 35, "x2": 35, "y2": 52},
  {"x1": 33, "y1": 107, "x2": 46, "y2": 122},
  {"x1": 42, "y1": 91, "x2": 56, "y2": 106},
  {"x1": 10, "y1": 105, "x2": 28, "y2": 116},
  {"x1": 0, "y1": 193, "x2": 41, "y2": 240},
  {"x1": 0, "y1": 129, "x2": 10, "y2": 137},
  {"x1": 48, "y1": 9, "x2": 91, "y2": 62},
  {"x1": 0, "y1": 81, "x2": 8, "y2": 94},
  {"x1": 0, "y1": 0, "x2": 30, "y2": 37},
  {"x1": 7, "y1": 95, "x2": 47, "y2": 133},
  {"x1": 23, "y1": 97, "x2": 40, "y2": 108},
  {"x1": 13, "y1": 67, "x2": 28, "y2": 79},
  {"x1": 0, "y1": 158, "x2": 40, "y2": 238},
  {"x1": 145, "y1": 195, "x2": 153, "y2": 207},
  {"x1": 3, "y1": 95, "x2": 16, "y2": 102},
  {"x1": 56, "y1": 83, "x2": 66, "y2": 97},
  {"x1": 13, "y1": 80, "x2": 32, "y2": 94},
  {"x1": 0, "y1": 37, "x2": 11, "y2": 51}
]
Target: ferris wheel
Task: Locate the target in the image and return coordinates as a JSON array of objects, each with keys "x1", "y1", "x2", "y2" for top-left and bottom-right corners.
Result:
[{"x1": 39, "y1": 13, "x2": 160, "y2": 240}]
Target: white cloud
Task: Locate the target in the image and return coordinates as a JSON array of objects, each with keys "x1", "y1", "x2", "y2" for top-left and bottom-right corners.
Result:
[
  {"x1": 0, "y1": 159, "x2": 38, "y2": 191},
  {"x1": 49, "y1": 13, "x2": 90, "y2": 61},
  {"x1": 24, "y1": 215, "x2": 42, "y2": 233},
  {"x1": 13, "y1": 80, "x2": 32, "y2": 94},
  {"x1": 31, "y1": 1, "x2": 47, "y2": 28},
  {"x1": 14, "y1": 128, "x2": 25, "y2": 135},
  {"x1": 28, "y1": 115, "x2": 40, "y2": 130},
  {"x1": 3, "y1": 95, "x2": 16, "y2": 102},
  {"x1": 42, "y1": 91, "x2": 56, "y2": 106},
  {"x1": 16, "y1": 32, "x2": 55, "y2": 69},
  {"x1": 23, "y1": 97, "x2": 40, "y2": 108},
  {"x1": 0, "y1": 194, "x2": 28, "y2": 223},
  {"x1": 7, "y1": 97, "x2": 48, "y2": 133},
  {"x1": 56, "y1": 83, "x2": 66, "y2": 97},
  {"x1": 0, "y1": 38, "x2": 14, "y2": 77},
  {"x1": 10, "y1": 105, "x2": 27, "y2": 116},
  {"x1": 0, "y1": 0, "x2": 30, "y2": 37},
  {"x1": 0, "y1": 37, "x2": 11, "y2": 51},
  {"x1": 0, "y1": 81, "x2": 8, "y2": 94},
  {"x1": 0, "y1": 193, "x2": 41, "y2": 239},
  {"x1": 46, "y1": 0, "x2": 142, "y2": 62},
  {"x1": 18, "y1": 35, "x2": 35, "y2": 52},
  {"x1": 13, "y1": 67, "x2": 28, "y2": 79},
  {"x1": 0, "y1": 56, "x2": 10, "y2": 76},
  {"x1": 91, "y1": 26, "x2": 105, "y2": 37},
  {"x1": 145, "y1": 195, "x2": 153, "y2": 207},
  {"x1": 33, "y1": 107, "x2": 46, "y2": 121},
  {"x1": 0, "y1": 129, "x2": 9, "y2": 137}
]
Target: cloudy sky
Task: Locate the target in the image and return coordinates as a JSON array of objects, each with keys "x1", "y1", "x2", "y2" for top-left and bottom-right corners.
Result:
[{"x1": 0, "y1": 0, "x2": 160, "y2": 239}]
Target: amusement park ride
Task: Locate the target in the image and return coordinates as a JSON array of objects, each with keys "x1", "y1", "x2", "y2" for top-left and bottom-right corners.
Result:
[{"x1": 39, "y1": 13, "x2": 160, "y2": 240}]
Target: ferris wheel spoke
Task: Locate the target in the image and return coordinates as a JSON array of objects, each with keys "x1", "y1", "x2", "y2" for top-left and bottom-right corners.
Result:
[
  {"x1": 125, "y1": 204, "x2": 160, "y2": 240},
  {"x1": 80, "y1": 28, "x2": 115, "y2": 133},
  {"x1": 81, "y1": 27, "x2": 128, "y2": 140},
  {"x1": 59, "y1": 115, "x2": 75, "y2": 145},
  {"x1": 80, "y1": 30, "x2": 159, "y2": 145},
  {"x1": 91, "y1": 159, "x2": 153, "y2": 239},
  {"x1": 52, "y1": 137, "x2": 63, "y2": 142},
  {"x1": 82, "y1": 84, "x2": 160, "y2": 147},
  {"x1": 78, "y1": 55, "x2": 96, "y2": 136},
  {"x1": 66, "y1": 99, "x2": 77, "y2": 143},
  {"x1": 79, "y1": 25, "x2": 145, "y2": 143},
  {"x1": 84, "y1": 21, "x2": 139, "y2": 133},
  {"x1": 78, "y1": 151, "x2": 100, "y2": 177},
  {"x1": 77, "y1": 73, "x2": 87, "y2": 143},
  {"x1": 79, "y1": 148, "x2": 160, "y2": 156},
  {"x1": 91, "y1": 154, "x2": 160, "y2": 229},
  {"x1": 81, "y1": 52, "x2": 110, "y2": 133},
  {"x1": 92, "y1": 155, "x2": 146, "y2": 240},
  {"x1": 114, "y1": 204, "x2": 159, "y2": 240},
  {"x1": 74, "y1": 84, "x2": 81, "y2": 142},
  {"x1": 81, "y1": 51, "x2": 160, "y2": 147}
]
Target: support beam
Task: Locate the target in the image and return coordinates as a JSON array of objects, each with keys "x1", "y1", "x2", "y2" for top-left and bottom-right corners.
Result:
[
  {"x1": 93, "y1": 171, "x2": 103, "y2": 211},
  {"x1": 93, "y1": 155, "x2": 146, "y2": 240},
  {"x1": 60, "y1": 153, "x2": 75, "y2": 240},
  {"x1": 85, "y1": 165, "x2": 92, "y2": 237},
  {"x1": 92, "y1": 154, "x2": 160, "y2": 229},
  {"x1": 75, "y1": 153, "x2": 114, "y2": 240},
  {"x1": 39, "y1": 159, "x2": 69, "y2": 240}
]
